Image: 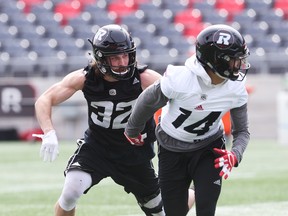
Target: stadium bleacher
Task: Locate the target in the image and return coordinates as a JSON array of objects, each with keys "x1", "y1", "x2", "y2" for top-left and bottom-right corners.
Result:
[{"x1": 1, "y1": 0, "x2": 288, "y2": 77}]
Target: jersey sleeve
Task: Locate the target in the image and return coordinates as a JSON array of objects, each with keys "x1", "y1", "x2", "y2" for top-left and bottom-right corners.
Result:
[
  {"x1": 235, "y1": 77, "x2": 249, "y2": 108},
  {"x1": 125, "y1": 82, "x2": 168, "y2": 137},
  {"x1": 230, "y1": 103, "x2": 250, "y2": 164}
]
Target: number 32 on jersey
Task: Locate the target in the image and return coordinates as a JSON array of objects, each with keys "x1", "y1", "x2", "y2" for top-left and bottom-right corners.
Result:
[{"x1": 90, "y1": 100, "x2": 135, "y2": 129}]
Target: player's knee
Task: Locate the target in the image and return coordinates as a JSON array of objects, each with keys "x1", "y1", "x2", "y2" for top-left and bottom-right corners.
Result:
[
  {"x1": 58, "y1": 170, "x2": 92, "y2": 211},
  {"x1": 136, "y1": 189, "x2": 165, "y2": 216},
  {"x1": 59, "y1": 186, "x2": 82, "y2": 209}
]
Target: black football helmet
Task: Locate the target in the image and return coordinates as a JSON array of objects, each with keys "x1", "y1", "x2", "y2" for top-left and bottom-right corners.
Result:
[
  {"x1": 89, "y1": 24, "x2": 136, "y2": 80},
  {"x1": 196, "y1": 24, "x2": 250, "y2": 81}
]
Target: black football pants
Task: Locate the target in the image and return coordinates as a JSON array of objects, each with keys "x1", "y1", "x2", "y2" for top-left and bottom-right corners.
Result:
[{"x1": 158, "y1": 137, "x2": 224, "y2": 216}]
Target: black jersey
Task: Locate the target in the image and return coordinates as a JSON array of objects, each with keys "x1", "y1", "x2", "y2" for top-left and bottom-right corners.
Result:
[{"x1": 81, "y1": 65, "x2": 156, "y2": 163}]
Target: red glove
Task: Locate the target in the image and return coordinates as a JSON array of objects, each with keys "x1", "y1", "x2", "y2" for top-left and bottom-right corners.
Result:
[
  {"x1": 213, "y1": 148, "x2": 238, "y2": 179},
  {"x1": 124, "y1": 132, "x2": 147, "y2": 146}
]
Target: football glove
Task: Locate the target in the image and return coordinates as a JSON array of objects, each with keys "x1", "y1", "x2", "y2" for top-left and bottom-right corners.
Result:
[
  {"x1": 213, "y1": 148, "x2": 238, "y2": 180},
  {"x1": 32, "y1": 130, "x2": 59, "y2": 162},
  {"x1": 124, "y1": 132, "x2": 147, "y2": 146}
]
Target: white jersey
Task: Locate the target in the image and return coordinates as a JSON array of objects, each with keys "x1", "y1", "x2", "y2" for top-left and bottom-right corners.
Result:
[{"x1": 160, "y1": 55, "x2": 248, "y2": 142}]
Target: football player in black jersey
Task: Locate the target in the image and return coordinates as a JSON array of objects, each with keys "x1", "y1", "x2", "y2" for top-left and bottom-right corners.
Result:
[{"x1": 34, "y1": 24, "x2": 194, "y2": 216}]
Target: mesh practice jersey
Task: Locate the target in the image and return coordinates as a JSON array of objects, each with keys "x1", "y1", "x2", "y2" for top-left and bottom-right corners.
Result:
[
  {"x1": 81, "y1": 65, "x2": 156, "y2": 163},
  {"x1": 160, "y1": 55, "x2": 248, "y2": 143}
]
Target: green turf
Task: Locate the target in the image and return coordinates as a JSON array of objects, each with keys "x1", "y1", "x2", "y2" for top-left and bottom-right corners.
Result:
[
  {"x1": 0, "y1": 139, "x2": 287, "y2": 216},
  {"x1": 219, "y1": 140, "x2": 288, "y2": 206}
]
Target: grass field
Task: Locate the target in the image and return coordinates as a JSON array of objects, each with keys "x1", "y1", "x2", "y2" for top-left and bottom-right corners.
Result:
[{"x1": 0, "y1": 139, "x2": 288, "y2": 216}]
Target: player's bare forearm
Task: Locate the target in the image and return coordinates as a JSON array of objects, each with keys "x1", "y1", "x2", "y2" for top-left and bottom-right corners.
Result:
[{"x1": 35, "y1": 95, "x2": 54, "y2": 134}]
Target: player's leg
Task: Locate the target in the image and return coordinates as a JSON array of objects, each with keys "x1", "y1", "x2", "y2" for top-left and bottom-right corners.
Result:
[
  {"x1": 158, "y1": 146, "x2": 191, "y2": 216},
  {"x1": 112, "y1": 160, "x2": 165, "y2": 216},
  {"x1": 130, "y1": 163, "x2": 165, "y2": 216},
  {"x1": 193, "y1": 149, "x2": 222, "y2": 216},
  {"x1": 55, "y1": 170, "x2": 92, "y2": 216},
  {"x1": 188, "y1": 187, "x2": 195, "y2": 210},
  {"x1": 55, "y1": 203, "x2": 75, "y2": 216},
  {"x1": 135, "y1": 188, "x2": 165, "y2": 216}
]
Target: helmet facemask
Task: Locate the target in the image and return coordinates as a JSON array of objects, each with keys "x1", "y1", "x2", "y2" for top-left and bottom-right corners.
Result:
[
  {"x1": 89, "y1": 24, "x2": 137, "y2": 81},
  {"x1": 97, "y1": 49, "x2": 136, "y2": 80},
  {"x1": 210, "y1": 49, "x2": 250, "y2": 81}
]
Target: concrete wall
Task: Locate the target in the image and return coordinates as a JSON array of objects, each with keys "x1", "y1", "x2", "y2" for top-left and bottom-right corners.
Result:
[{"x1": 246, "y1": 74, "x2": 284, "y2": 140}]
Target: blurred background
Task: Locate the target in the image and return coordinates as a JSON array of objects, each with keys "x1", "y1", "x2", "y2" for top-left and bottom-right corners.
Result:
[{"x1": 0, "y1": 0, "x2": 288, "y2": 144}]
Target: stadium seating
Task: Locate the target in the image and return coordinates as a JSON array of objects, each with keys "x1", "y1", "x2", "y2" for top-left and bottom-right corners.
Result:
[
  {"x1": 108, "y1": 0, "x2": 138, "y2": 18},
  {"x1": 231, "y1": 8, "x2": 257, "y2": 25},
  {"x1": 1, "y1": 0, "x2": 288, "y2": 77},
  {"x1": 162, "y1": 1, "x2": 188, "y2": 13},
  {"x1": 274, "y1": 0, "x2": 288, "y2": 18}
]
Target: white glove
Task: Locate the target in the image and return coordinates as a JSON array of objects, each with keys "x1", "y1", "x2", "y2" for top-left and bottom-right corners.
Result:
[{"x1": 32, "y1": 130, "x2": 59, "y2": 162}]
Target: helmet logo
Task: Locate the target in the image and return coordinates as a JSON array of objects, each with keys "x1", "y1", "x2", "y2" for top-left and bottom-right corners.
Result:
[
  {"x1": 214, "y1": 31, "x2": 233, "y2": 49},
  {"x1": 216, "y1": 32, "x2": 231, "y2": 45},
  {"x1": 94, "y1": 29, "x2": 107, "y2": 41}
]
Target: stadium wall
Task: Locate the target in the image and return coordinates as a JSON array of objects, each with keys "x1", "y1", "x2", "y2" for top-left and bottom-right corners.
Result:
[{"x1": 0, "y1": 73, "x2": 286, "y2": 142}]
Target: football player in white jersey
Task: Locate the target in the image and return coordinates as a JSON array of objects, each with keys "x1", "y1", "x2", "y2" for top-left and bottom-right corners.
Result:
[{"x1": 124, "y1": 24, "x2": 250, "y2": 216}]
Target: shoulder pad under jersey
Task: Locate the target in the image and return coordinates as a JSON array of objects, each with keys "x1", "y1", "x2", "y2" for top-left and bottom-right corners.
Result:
[
  {"x1": 83, "y1": 64, "x2": 95, "y2": 79},
  {"x1": 136, "y1": 64, "x2": 148, "y2": 74}
]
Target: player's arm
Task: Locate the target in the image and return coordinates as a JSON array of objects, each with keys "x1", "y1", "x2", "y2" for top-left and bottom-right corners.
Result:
[
  {"x1": 139, "y1": 68, "x2": 163, "y2": 127},
  {"x1": 35, "y1": 69, "x2": 85, "y2": 133},
  {"x1": 124, "y1": 82, "x2": 168, "y2": 145},
  {"x1": 230, "y1": 103, "x2": 250, "y2": 164},
  {"x1": 140, "y1": 68, "x2": 162, "y2": 90},
  {"x1": 33, "y1": 69, "x2": 86, "y2": 162},
  {"x1": 213, "y1": 103, "x2": 250, "y2": 179}
]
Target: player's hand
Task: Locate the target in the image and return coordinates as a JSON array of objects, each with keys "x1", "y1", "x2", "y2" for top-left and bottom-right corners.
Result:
[
  {"x1": 213, "y1": 148, "x2": 238, "y2": 179},
  {"x1": 32, "y1": 130, "x2": 59, "y2": 162},
  {"x1": 124, "y1": 132, "x2": 147, "y2": 146}
]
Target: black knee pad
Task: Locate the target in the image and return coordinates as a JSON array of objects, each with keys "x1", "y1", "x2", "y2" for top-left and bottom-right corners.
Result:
[{"x1": 136, "y1": 189, "x2": 165, "y2": 216}]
